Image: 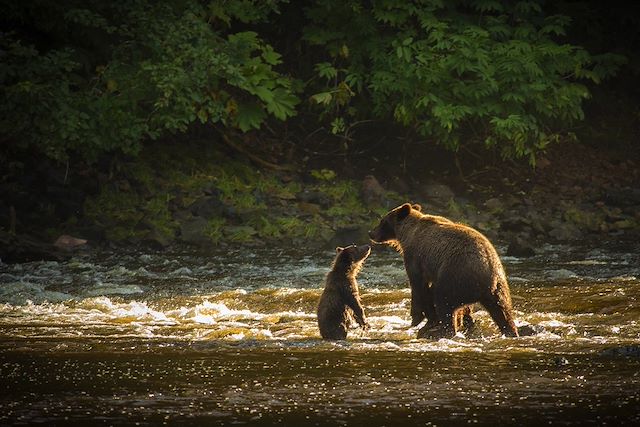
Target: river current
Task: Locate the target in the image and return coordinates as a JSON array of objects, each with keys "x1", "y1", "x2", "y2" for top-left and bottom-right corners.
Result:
[{"x1": 0, "y1": 242, "x2": 639, "y2": 425}]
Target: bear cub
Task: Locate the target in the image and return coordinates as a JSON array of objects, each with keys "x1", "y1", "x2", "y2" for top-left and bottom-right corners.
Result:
[{"x1": 317, "y1": 244, "x2": 371, "y2": 340}]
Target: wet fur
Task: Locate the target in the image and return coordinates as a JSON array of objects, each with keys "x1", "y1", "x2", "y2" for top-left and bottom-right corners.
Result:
[
  {"x1": 370, "y1": 203, "x2": 518, "y2": 338},
  {"x1": 317, "y1": 245, "x2": 370, "y2": 340}
]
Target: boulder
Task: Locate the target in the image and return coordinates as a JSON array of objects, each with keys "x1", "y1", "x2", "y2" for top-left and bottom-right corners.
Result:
[
  {"x1": 604, "y1": 187, "x2": 640, "y2": 207},
  {"x1": 599, "y1": 345, "x2": 640, "y2": 358},
  {"x1": 179, "y1": 217, "x2": 213, "y2": 246},
  {"x1": 421, "y1": 182, "x2": 455, "y2": 206},
  {"x1": 506, "y1": 236, "x2": 536, "y2": 257},
  {"x1": 361, "y1": 175, "x2": 386, "y2": 207},
  {"x1": 142, "y1": 229, "x2": 174, "y2": 249},
  {"x1": 296, "y1": 190, "x2": 330, "y2": 208},
  {"x1": 329, "y1": 224, "x2": 370, "y2": 248},
  {"x1": 517, "y1": 324, "x2": 546, "y2": 336},
  {"x1": 484, "y1": 197, "x2": 504, "y2": 213},
  {"x1": 189, "y1": 195, "x2": 224, "y2": 218},
  {"x1": 1, "y1": 231, "x2": 70, "y2": 263},
  {"x1": 548, "y1": 221, "x2": 583, "y2": 241},
  {"x1": 53, "y1": 234, "x2": 88, "y2": 250}
]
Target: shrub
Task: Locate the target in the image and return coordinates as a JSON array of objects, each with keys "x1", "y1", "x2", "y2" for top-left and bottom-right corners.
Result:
[{"x1": 304, "y1": 0, "x2": 625, "y2": 163}]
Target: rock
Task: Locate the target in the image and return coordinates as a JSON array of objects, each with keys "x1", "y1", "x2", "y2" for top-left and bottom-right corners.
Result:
[
  {"x1": 611, "y1": 219, "x2": 636, "y2": 230},
  {"x1": 564, "y1": 207, "x2": 605, "y2": 232},
  {"x1": 548, "y1": 221, "x2": 582, "y2": 241},
  {"x1": 421, "y1": 183, "x2": 455, "y2": 206},
  {"x1": 116, "y1": 179, "x2": 132, "y2": 192},
  {"x1": 506, "y1": 236, "x2": 536, "y2": 257},
  {"x1": 599, "y1": 345, "x2": 640, "y2": 358},
  {"x1": 296, "y1": 190, "x2": 330, "y2": 208},
  {"x1": 387, "y1": 176, "x2": 410, "y2": 194},
  {"x1": 71, "y1": 224, "x2": 105, "y2": 242},
  {"x1": 202, "y1": 184, "x2": 221, "y2": 196},
  {"x1": 500, "y1": 213, "x2": 532, "y2": 232},
  {"x1": 297, "y1": 202, "x2": 321, "y2": 216},
  {"x1": 517, "y1": 324, "x2": 546, "y2": 336},
  {"x1": 528, "y1": 210, "x2": 550, "y2": 234},
  {"x1": 604, "y1": 187, "x2": 640, "y2": 207},
  {"x1": 361, "y1": 175, "x2": 386, "y2": 206},
  {"x1": 53, "y1": 234, "x2": 88, "y2": 250},
  {"x1": 141, "y1": 228, "x2": 174, "y2": 249},
  {"x1": 1, "y1": 231, "x2": 70, "y2": 263},
  {"x1": 223, "y1": 225, "x2": 257, "y2": 241},
  {"x1": 536, "y1": 156, "x2": 551, "y2": 169},
  {"x1": 168, "y1": 192, "x2": 186, "y2": 213},
  {"x1": 546, "y1": 269, "x2": 578, "y2": 280},
  {"x1": 179, "y1": 217, "x2": 212, "y2": 246},
  {"x1": 189, "y1": 195, "x2": 224, "y2": 218},
  {"x1": 272, "y1": 188, "x2": 297, "y2": 201},
  {"x1": 329, "y1": 224, "x2": 370, "y2": 248},
  {"x1": 484, "y1": 197, "x2": 504, "y2": 212}
]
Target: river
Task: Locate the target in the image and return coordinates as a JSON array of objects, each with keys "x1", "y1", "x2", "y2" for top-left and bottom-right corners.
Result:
[{"x1": 1, "y1": 242, "x2": 639, "y2": 426}]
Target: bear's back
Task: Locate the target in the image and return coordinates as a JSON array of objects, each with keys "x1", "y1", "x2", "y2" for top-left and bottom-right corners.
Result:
[
  {"x1": 317, "y1": 285, "x2": 351, "y2": 339},
  {"x1": 403, "y1": 215, "x2": 504, "y2": 276}
]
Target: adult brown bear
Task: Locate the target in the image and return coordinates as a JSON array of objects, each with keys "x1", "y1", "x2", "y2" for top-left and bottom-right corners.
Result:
[
  {"x1": 317, "y1": 244, "x2": 371, "y2": 340},
  {"x1": 369, "y1": 203, "x2": 518, "y2": 338}
]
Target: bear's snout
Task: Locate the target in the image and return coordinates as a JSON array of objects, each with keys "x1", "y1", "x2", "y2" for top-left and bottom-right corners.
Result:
[{"x1": 368, "y1": 227, "x2": 383, "y2": 243}]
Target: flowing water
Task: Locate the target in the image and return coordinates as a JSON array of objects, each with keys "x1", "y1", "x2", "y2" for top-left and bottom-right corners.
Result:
[{"x1": 1, "y1": 242, "x2": 639, "y2": 426}]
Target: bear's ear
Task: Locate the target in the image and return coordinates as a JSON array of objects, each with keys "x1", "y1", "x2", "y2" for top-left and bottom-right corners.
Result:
[
  {"x1": 336, "y1": 246, "x2": 344, "y2": 253},
  {"x1": 412, "y1": 203, "x2": 422, "y2": 212},
  {"x1": 396, "y1": 203, "x2": 412, "y2": 221}
]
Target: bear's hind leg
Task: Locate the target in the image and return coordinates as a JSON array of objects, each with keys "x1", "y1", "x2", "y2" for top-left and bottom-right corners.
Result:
[
  {"x1": 455, "y1": 305, "x2": 474, "y2": 332},
  {"x1": 481, "y1": 298, "x2": 518, "y2": 337},
  {"x1": 322, "y1": 325, "x2": 348, "y2": 340}
]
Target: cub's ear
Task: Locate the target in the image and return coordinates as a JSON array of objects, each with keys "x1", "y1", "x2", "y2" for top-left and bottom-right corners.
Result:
[
  {"x1": 335, "y1": 246, "x2": 344, "y2": 253},
  {"x1": 412, "y1": 203, "x2": 422, "y2": 212},
  {"x1": 396, "y1": 203, "x2": 412, "y2": 221}
]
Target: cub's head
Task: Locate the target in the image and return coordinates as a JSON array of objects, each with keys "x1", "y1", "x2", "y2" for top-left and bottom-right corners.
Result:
[
  {"x1": 368, "y1": 203, "x2": 422, "y2": 243},
  {"x1": 333, "y1": 244, "x2": 371, "y2": 273}
]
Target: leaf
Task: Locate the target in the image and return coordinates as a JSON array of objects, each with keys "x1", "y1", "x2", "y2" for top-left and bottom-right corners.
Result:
[
  {"x1": 261, "y1": 45, "x2": 282, "y2": 65},
  {"x1": 314, "y1": 62, "x2": 338, "y2": 80},
  {"x1": 310, "y1": 92, "x2": 333, "y2": 105},
  {"x1": 235, "y1": 102, "x2": 266, "y2": 132},
  {"x1": 330, "y1": 117, "x2": 345, "y2": 134},
  {"x1": 265, "y1": 88, "x2": 299, "y2": 120},
  {"x1": 197, "y1": 108, "x2": 208, "y2": 124},
  {"x1": 340, "y1": 44, "x2": 349, "y2": 58},
  {"x1": 253, "y1": 86, "x2": 274, "y2": 103}
]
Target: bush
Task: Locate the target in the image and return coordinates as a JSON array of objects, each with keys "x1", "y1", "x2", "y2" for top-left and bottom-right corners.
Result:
[
  {"x1": 0, "y1": 0, "x2": 626, "y2": 165},
  {"x1": 0, "y1": 0, "x2": 298, "y2": 162},
  {"x1": 304, "y1": 0, "x2": 625, "y2": 163}
]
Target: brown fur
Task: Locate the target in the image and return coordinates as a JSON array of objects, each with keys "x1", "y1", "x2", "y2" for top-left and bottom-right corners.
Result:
[
  {"x1": 369, "y1": 203, "x2": 518, "y2": 338},
  {"x1": 317, "y1": 245, "x2": 371, "y2": 340}
]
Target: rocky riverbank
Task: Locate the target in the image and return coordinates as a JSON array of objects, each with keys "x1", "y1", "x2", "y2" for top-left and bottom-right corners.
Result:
[{"x1": 1, "y1": 136, "x2": 639, "y2": 263}]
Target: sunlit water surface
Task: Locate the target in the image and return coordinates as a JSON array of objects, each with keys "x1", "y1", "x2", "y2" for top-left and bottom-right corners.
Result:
[{"x1": 1, "y1": 243, "x2": 639, "y2": 425}]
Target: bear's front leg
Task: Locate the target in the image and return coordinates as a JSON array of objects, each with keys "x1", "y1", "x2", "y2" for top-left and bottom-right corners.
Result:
[
  {"x1": 408, "y1": 276, "x2": 436, "y2": 327},
  {"x1": 345, "y1": 295, "x2": 369, "y2": 331},
  {"x1": 354, "y1": 308, "x2": 369, "y2": 331}
]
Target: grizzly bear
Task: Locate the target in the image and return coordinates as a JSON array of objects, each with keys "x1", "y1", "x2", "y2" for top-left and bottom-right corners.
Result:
[
  {"x1": 317, "y1": 244, "x2": 371, "y2": 340},
  {"x1": 369, "y1": 203, "x2": 518, "y2": 338}
]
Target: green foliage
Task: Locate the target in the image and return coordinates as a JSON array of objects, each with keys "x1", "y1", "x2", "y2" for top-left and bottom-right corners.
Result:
[
  {"x1": 205, "y1": 218, "x2": 226, "y2": 243},
  {"x1": 304, "y1": 0, "x2": 626, "y2": 163},
  {"x1": 1, "y1": 0, "x2": 297, "y2": 162},
  {"x1": 310, "y1": 169, "x2": 337, "y2": 181},
  {"x1": 0, "y1": 0, "x2": 627, "y2": 164},
  {"x1": 83, "y1": 188, "x2": 144, "y2": 242}
]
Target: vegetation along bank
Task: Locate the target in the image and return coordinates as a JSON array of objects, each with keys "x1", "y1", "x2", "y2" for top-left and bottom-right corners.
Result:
[{"x1": 1, "y1": 1, "x2": 639, "y2": 261}]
